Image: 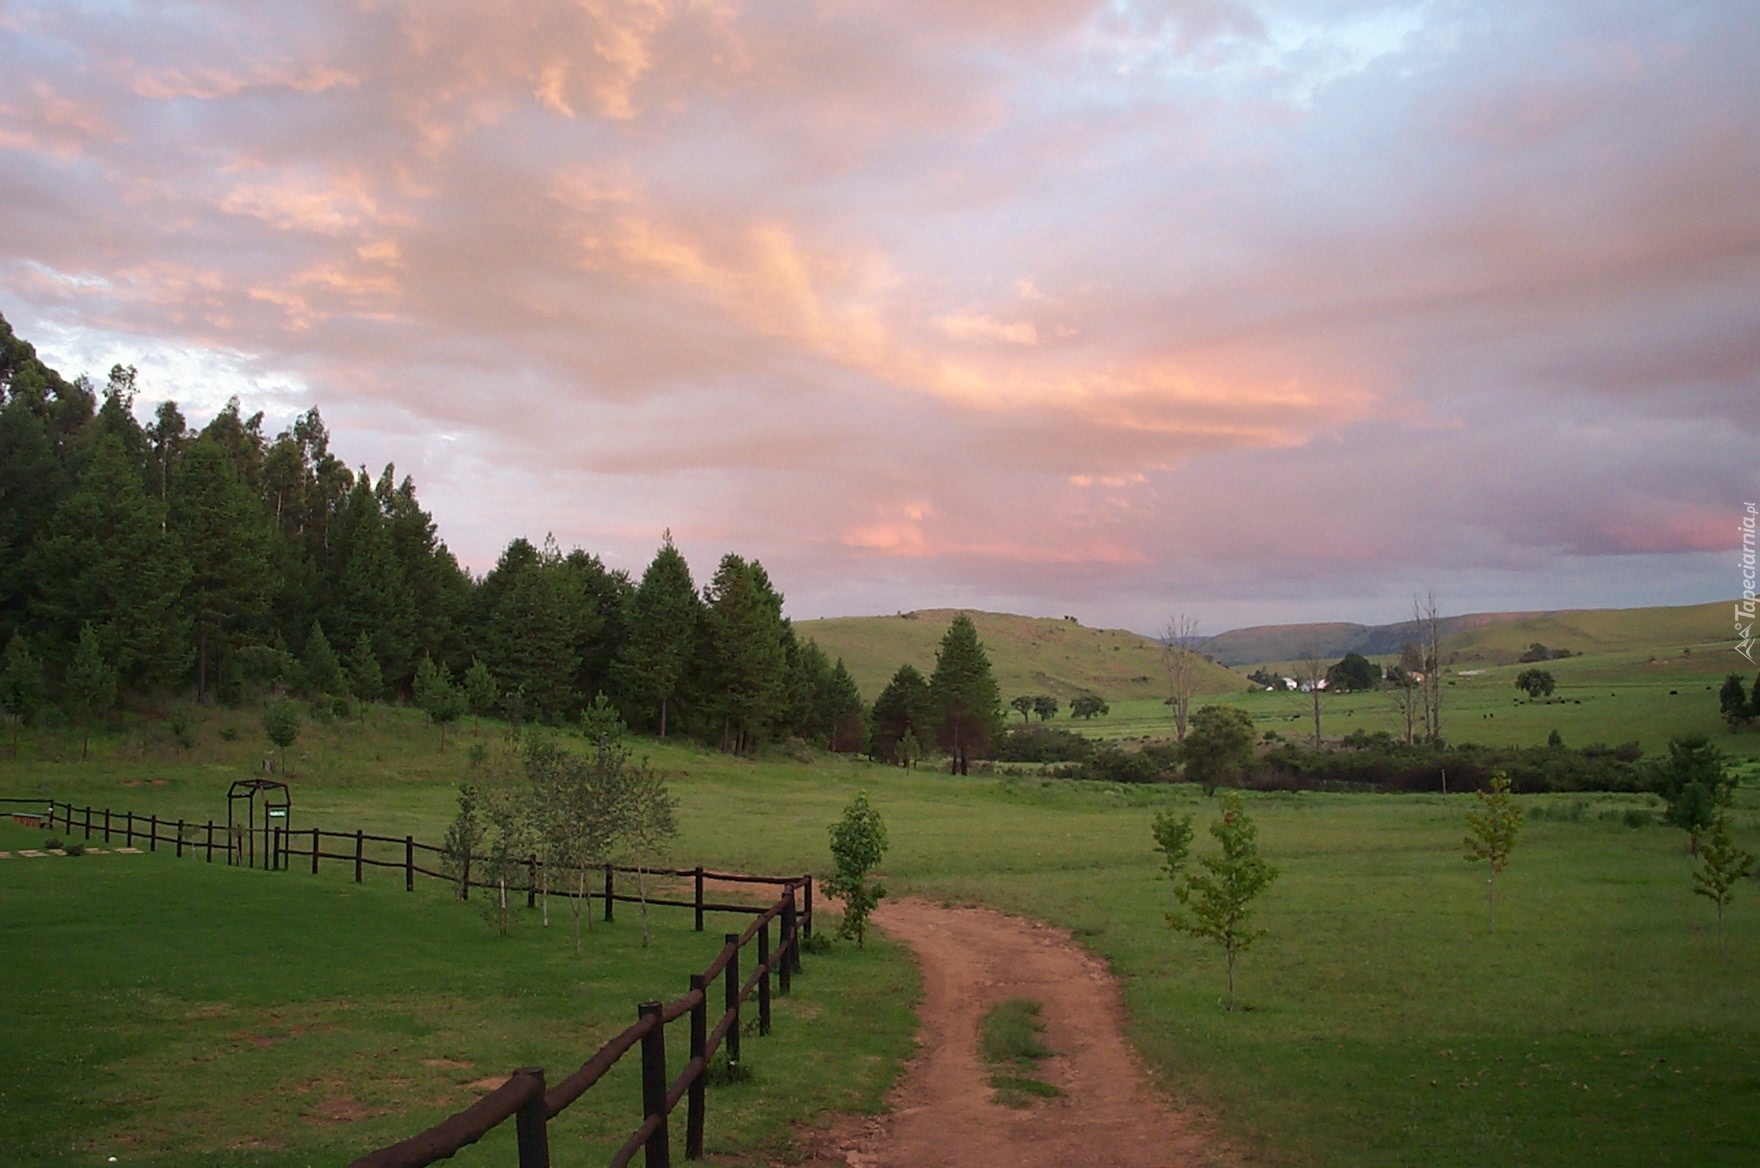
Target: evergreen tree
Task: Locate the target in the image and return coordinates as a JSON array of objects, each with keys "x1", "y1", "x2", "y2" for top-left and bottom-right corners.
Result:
[
  {"x1": 65, "y1": 622, "x2": 117, "y2": 760},
  {"x1": 0, "y1": 632, "x2": 46, "y2": 758},
  {"x1": 0, "y1": 395, "x2": 71, "y2": 637},
  {"x1": 823, "y1": 659, "x2": 866, "y2": 753},
  {"x1": 170, "y1": 437, "x2": 273, "y2": 702},
  {"x1": 349, "y1": 632, "x2": 384, "y2": 704},
  {"x1": 303, "y1": 623, "x2": 346, "y2": 697},
  {"x1": 31, "y1": 435, "x2": 190, "y2": 690},
  {"x1": 478, "y1": 538, "x2": 581, "y2": 723},
  {"x1": 463, "y1": 656, "x2": 499, "y2": 731},
  {"x1": 612, "y1": 535, "x2": 703, "y2": 737},
  {"x1": 1719, "y1": 673, "x2": 1749, "y2": 730},
  {"x1": 928, "y1": 614, "x2": 1004, "y2": 774},
  {"x1": 413, "y1": 653, "x2": 465, "y2": 750},
  {"x1": 564, "y1": 549, "x2": 632, "y2": 704},
  {"x1": 702, "y1": 553, "x2": 789, "y2": 753},
  {"x1": 324, "y1": 476, "x2": 417, "y2": 693},
  {"x1": 785, "y1": 636, "x2": 835, "y2": 742},
  {"x1": 870, "y1": 664, "x2": 931, "y2": 764}
]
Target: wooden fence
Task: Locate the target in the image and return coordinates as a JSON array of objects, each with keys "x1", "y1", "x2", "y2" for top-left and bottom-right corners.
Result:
[{"x1": 2, "y1": 796, "x2": 816, "y2": 1167}]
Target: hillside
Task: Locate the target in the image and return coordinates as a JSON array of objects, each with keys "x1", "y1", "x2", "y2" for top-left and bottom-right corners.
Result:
[
  {"x1": 1439, "y1": 599, "x2": 1736, "y2": 666},
  {"x1": 794, "y1": 610, "x2": 1246, "y2": 704},
  {"x1": 1200, "y1": 600, "x2": 1737, "y2": 666}
]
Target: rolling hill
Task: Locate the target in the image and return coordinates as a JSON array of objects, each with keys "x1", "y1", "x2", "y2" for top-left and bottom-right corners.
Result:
[
  {"x1": 1198, "y1": 600, "x2": 1738, "y2": 667},
  {"x1": 793, "y1": 609, "x2": 1246, "y2": 705}
]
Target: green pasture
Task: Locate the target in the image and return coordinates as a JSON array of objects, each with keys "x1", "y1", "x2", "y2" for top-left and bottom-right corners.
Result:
[
  {"x1": 0, "y1": 808, "x2": 915, "y2": 1168},
  {"x1": 5, "y1": 700, "x2": 1760, "y2": 1167},
  {"x1": 1057, "y1": 645, "x2": 1760, "y2": 763}
]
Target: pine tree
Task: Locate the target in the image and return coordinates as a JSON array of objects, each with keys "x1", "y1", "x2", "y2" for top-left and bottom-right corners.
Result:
[
  {"x1": 65, "y1": 623, "x2": 117, "y2": 760},
  {"x1": 479, "y1": 538, "x2": 581, "y2": 723},
  {"x1": 31, "y1": 435, "x2": 190, "y2": 691},
  {"x1": 303, "y1": 623, "x2": 346, "y2": 698},
  {"x1": 928, "y1": 614, "x2": 1004, "y2": 774},
  {"x1": 612, "y1": 535, "x2": 703, "y2": 737},
  {"x1": 325, "y1": 476, "x2": 418, "y2": 693},
  {"x1": 349, "y1": 632, "x2": 384, "y2": 704},
  {"x1": 464, "y1": 656, "x2": 499, "y2": 732},
  {"x1": 170, "y1": 438, "x2": 273, "y2": 703},
  {"x1": 702, "y1": 553, "x2": 789, "y2": 753},
  {"x1": 870, "y1": 664, "x2": 930, "y2": 764},
  {"x1": 413, "y1": 653, "x2": 465, "y2": 750},
  {"x1": 823, "y1": 659, "x2": 866, "y2": 753},
  {"x1": 0, "y1": 632, "x2": 46, "y2": 758}
]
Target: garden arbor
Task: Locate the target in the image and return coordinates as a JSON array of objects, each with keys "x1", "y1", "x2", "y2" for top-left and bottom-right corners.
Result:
[{"x1": 227, "y1": 778, "x2": 290, "y2": 869}]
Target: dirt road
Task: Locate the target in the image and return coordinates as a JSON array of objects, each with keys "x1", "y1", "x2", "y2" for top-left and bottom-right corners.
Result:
[{"x1": 799, "y1": 898, "x2": 1228, "y2": 1168}]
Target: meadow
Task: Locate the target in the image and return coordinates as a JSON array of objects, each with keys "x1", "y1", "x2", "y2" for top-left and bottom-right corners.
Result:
[{"x1": 4, "y1": 694, "x2": 1759, "y2": 1167}]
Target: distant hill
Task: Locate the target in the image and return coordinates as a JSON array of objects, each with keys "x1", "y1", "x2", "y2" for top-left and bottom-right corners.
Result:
[
  {"x1": 794, "y1": 610, "x2": 1246, "y2": 704},
  {"x1": 1199, "y1": 600, "x2": 1736, "y2": 667}
]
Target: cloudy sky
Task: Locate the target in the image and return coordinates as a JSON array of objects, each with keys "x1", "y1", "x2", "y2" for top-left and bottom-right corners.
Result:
[{"x1": 2, "y1": 1, "x2": 1755, "y2": 633}]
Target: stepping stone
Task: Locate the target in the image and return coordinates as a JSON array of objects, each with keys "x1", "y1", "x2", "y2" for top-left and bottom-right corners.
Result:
[
  {"x1": 116, "y1": 847, "x2": 142, "y2": 854},
  {"x1": 18, "y1": 850, "x2": 45, "y2": 857},
  {"x1": 45, "y1": 849, "x2": 67, "y2": 856},
  {"x1": 0, "y1": 851, "x2": 10, "y2": 859},
  {"x1": 85, "y1": 848, "x2": 107, "y2": 854}
]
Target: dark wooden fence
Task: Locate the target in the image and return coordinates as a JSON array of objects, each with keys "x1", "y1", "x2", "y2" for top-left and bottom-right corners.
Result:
[{"x1": 2, "y1": 796, "x2": 816, "y2": 1167}]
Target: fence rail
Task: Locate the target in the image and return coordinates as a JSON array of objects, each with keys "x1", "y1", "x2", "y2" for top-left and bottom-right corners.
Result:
[{"x1": 2, "y1": 795, "x2": 816, "y2": 1168}]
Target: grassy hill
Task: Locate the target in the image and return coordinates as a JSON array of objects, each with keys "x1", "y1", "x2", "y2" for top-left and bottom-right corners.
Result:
[
  {"x1": 1439, "y1": 599, "x2": 1736, "y2": 666},
  {"x1": 1200, "y1": 599, "x2": 1738, "y2": 667},
  {"x1": 794, "y1": 609, "x2": 1245, "y2": 704}
]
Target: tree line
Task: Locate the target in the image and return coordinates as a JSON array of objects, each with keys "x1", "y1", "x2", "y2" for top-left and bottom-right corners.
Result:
[{"x1": 0, "y1": 314, "x2": 862, "y2": 753}]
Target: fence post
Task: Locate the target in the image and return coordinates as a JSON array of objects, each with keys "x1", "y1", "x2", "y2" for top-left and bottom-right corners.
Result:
[
  {"x1": 311, "y1": 828, "x2": 320, "y2": 875},
  {"x1": 604, "y1": 863, "x2": 615, "y2": 922},
  {"x1": 694, "y1": 866, "x2": 705, "y2": 932},
  {"x1": 205, "y1": 819, "x2": 214, "y2": 863},
  {"x1": 125, "y1": 811, "x2": 134, "y2": 847},
  {"x1": 461, "y1": 852, "x2": 471, "y2": 901},
  {"x1": 149, "y1": 814, "x2": 157, "y2": 852},
  {"x1": 803, "y1": 876, "x2": 813, "y2": 939},
  {"x1": 723, "y1": 933, "x2": 741, "y2": 1069},
  {"x1": 103, "y1": 807, "x2": 111, "y2": 842},
  {"x1": 780, "y1": 893, "x2": 796, "y2": 994},
  {"x1": 758, "y1": 919, "x2": 772, "y2": 1037},
  {"x1": 354, "y1": 830, "x2": 364, "y2": 883},
  {"x1": 527, "y1": 856, "x2": 537, "y2": 909},
  {"x1": 176, "y1": 818, "x2": 184, "y2": 859},
  {"x1": 271, "y1": 826, "x2": 280, "y2": 870},
  {"x1": 640, "y1": 1002, "x2": 671, "y2": 1168},
  {"x1": 513, "y1": 1066, "x2": 551, "y2": 1168},
  {"x1": 687, "y1": 974, "x2": 707, "y2": 1160},
  {"x1": 405, "y1": 835, "x2": 414, "y2": 892}
]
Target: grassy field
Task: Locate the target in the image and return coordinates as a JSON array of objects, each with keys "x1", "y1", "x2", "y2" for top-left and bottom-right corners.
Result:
[
  {"x1": 1056, "y1": 643, "x2": 1760, "y2": 765},
  {"x1": 0, "y1": 794, "x2": 915, "y2": 1168},
  {"x1": 796, "y1": 608, "x2": 1243, "y2": 703},
  {"x1": 4, "y1": 693, "x2": 1760, "y2": 1167}
]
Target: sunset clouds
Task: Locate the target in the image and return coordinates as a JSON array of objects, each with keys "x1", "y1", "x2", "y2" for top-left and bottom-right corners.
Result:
[{"x1": 2, "y1": 1, "x2": 1755, "y2": 629}]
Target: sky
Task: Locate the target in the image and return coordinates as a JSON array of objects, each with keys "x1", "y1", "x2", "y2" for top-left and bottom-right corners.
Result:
[{"x1": 2, "y1": 0, "x2": 1756, "y2": 635}]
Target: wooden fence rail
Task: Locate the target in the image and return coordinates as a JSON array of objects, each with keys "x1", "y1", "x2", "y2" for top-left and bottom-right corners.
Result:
[
  {"x1": 3, "y1": 798, "x2": 813, "y2": 931},
  {"x1": 2, "y1": 795, "x2": 816, "y2": 1168}
]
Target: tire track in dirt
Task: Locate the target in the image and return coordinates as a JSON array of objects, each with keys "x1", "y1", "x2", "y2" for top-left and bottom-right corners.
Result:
[{"x1": 798, "y1": 898, "x2": 1233, "y2": 1168}]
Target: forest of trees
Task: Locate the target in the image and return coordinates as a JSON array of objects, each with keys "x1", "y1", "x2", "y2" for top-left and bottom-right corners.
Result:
[{"x1": 0, "y1": 314, "x2": 866, "y2": 754}]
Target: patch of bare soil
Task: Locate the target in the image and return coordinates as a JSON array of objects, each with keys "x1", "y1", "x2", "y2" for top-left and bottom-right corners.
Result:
[{"x1": 794, "y1": 899, "x2": 1242, "y2": 1168}]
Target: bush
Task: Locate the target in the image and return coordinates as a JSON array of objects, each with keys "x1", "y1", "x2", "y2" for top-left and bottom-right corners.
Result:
[
  {"x1": 995, "y1": 725, "x2": 1093, "y2": 763},
  {"x1": 1076, "y1": 743, "x2": 1178, "y2": 784}
]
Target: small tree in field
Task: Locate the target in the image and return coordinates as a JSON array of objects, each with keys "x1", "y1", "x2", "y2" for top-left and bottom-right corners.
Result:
[
  {"x1": 1463, "y1": 772, "x2": 1523, "y2": 934},
  {"x1": 1694, "y1": 814, "x2": 1755, "y2": 960},
  {"x1": 0, "y1": 633, "x2": 46, "y2": 759},
  {"x1": 65, "y1": 624, "x2": 117, "y2": 761},
  {"x1": 1151, "y1": 809, "x2": 1194, "y2": 911},
  {"x1": 262, "y1": 701, "x2": 301, "y2": 772},
  {"x1": 441, "y1": 781, "x2": 484, "y2": 901},
  {"x1": 622, "y1": 762, "x2": 680, "y2": 947},
  {"x1": 826, "y1": 790, "x2": 888, "y2": 947},
  {"x1": 1009, "y1": 695, "x2": 1035, "y2": 724},
  {"x1": 414, "y1": 654, "x2": 465, "y2": 751},
  {"x1": 464, "y1": 657, "x2": 498, "y2": 733},
  {"x1": 1167, "y1": 793, "x2": 1278, "y2": 1011}
]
